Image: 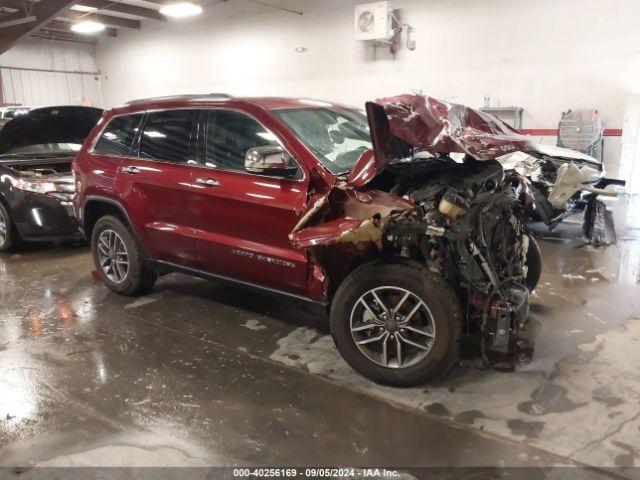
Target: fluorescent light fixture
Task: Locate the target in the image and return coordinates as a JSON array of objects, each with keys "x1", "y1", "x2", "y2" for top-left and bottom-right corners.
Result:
[
  {"x1": 159, "y1": 2, "x2": 203, "y2": 18},
  {"x1": 70, "y1": 20, "x2": 106, "y2": 34}
]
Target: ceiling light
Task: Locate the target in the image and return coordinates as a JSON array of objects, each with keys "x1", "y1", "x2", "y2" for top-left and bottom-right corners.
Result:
[
  {"x1": 70, "y1": 20, "x2": 105, "y2": 34},
  {"x1": 295, "y1": 47, "x2": 307, "y2": 53},
  {"x1": 159, "y1": 2, "x2": 203, "y2": 18}
]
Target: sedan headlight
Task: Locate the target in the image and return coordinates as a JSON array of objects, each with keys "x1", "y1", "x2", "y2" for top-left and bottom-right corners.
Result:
[
  {"x1": 2, "y1": 175, "x2": 75, "y2": 196},
  {"x1": 9, "y1": 177, "x2": 59, "y2": 194}
]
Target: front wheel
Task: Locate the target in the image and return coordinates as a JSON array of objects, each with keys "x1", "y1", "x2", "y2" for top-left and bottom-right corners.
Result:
[
  {"x1": 330, "y1": 261, "x2": 463, "y2": 387},
  {"x1": 0, "y1": 202, "x2": 16, "y2": 252},
  {"x1": 91, "y1": 215, "x2": 157, "y2": 296}
]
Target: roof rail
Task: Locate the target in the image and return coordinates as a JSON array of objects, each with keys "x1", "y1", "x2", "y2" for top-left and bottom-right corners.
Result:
[{"x1": 125, "y1": 93, "x2": 233, "y2": 106}]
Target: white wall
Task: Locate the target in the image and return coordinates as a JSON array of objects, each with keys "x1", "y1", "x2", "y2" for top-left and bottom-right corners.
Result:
[
  {"x1": 0, "y1": 38, "x2": 98, "y2": 72},
  {"x1": 0, "y1": 38, "x2": 103, "y2": 107},
  {"x1": 96, "y1": 0, "x2": 640, "y2": 172}
]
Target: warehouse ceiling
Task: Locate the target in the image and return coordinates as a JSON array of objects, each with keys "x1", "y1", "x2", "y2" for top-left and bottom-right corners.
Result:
[{"x1": 0, "y1": 0, "x2": 169, "y2": 52}]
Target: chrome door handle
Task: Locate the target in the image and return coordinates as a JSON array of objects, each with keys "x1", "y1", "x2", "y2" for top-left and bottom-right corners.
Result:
[
  {"x1": 122, "y1": 166, "x2": 141, "y2": 175},
  {"x1": 195, "y1": 178, "x2": 220, "y2": 187}
]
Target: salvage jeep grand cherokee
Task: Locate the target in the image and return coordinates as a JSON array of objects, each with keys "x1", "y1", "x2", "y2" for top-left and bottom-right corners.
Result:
[{"x1": 74, "y1": 93, "x2": 542, "y2": 386}]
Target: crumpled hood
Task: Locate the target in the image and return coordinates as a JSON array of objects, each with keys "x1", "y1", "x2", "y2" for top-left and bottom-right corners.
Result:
[
  {"x1": 0, "y1": 106, "x2": 103, "y2": 155},
  {"x1": 348, "y1": 94, "x2": 541, "y2": 186}
]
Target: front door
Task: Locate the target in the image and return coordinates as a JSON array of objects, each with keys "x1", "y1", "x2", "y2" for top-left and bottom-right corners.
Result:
[{"x1": 191, "y1": 109, "x2": 309, "y2": 294}]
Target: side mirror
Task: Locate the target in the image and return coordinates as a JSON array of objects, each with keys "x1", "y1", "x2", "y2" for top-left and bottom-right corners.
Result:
[{"x1": 245, "y1": 146, "x2": 298, "y2": 178}]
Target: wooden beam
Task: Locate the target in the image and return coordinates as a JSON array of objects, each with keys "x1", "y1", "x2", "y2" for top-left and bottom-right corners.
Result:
[
  {"x1": 0, "y1": 0, "x2": 80, "y2": 54},
  {"x1": 77, "y1": 0, "x2": 163, "y2": 21},
  {"x1": 59, "y1": 9, "x2": 140, "y2": 28},
  {"x1": 45, "y1": 19, "x2": 117, "y2": 37}
]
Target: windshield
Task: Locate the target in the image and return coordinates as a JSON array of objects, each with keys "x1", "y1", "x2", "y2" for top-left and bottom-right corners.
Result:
[
  {"x1": 0, "y1": 143, "x2": 81, "y2": 156},
  {"x1": 274, "y1": 107, "x2": 372, "y2": 175}
]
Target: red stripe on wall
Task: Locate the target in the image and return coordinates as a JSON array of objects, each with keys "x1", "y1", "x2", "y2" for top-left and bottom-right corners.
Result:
[
  {"x1": 520, "y1": 128, "x2": 623, "y2": 137},
  {"x1": 520, "y1": 129, "x2": 558, "y2": 136},
  {"x1": 603, "y1": 129, "x2": 623, "y2": 136}
]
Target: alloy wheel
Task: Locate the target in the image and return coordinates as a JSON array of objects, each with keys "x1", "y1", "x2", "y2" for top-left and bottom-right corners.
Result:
[
  {"x1": 350, "y1": 286, "x2": 436, "y2": 369},
  {"x1": 97, "y1": 229, "x2": 129, "y2": 284}
]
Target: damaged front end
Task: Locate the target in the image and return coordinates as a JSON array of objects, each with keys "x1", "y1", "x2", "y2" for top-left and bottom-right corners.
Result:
[
  {"x1": 290, "y1": 94, "x2": 541, "y2": 359},
  {"x1": 499, "y1": 144, "x2": 625, "y2": 246}
]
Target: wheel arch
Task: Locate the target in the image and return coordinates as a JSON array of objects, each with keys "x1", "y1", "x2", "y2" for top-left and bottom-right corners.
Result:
[
  {"x1": 328, "y1": 255, "x2": 423, "y2": 298},
  {"x1": 83, "y1": 196, "x2": 137, "y2": 241}
]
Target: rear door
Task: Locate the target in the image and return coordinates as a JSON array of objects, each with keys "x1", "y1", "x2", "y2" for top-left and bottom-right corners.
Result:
[
  {"x1": 115, "y1": 109, "x2": 199, "y2": 266},
  {"x1": 84, "y1": 112, "x2": 144, "y2": 202},
  {"x1": 190, "y1": 108, "x2": 309, "y2": 294}
]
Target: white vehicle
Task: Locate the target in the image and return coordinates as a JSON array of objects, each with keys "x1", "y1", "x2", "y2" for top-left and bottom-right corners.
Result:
[{"x1": 498, "y1": 144, "x2": 625, "y2": 245}]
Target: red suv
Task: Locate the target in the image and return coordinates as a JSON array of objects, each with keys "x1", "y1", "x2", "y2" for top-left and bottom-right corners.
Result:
[{"x1": 74, "y1": 93, "x2": 540, "y2": 386}]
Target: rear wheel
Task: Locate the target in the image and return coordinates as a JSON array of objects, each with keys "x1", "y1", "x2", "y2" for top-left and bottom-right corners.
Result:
[
  {"x1": 0, "y1": 202, "x2": 16, "y2": 252},
  {"x1": 91, "y1": 215, "x2": 157, "y2": 296},
  {"x1": 330, "y1": 261, "x2": 462, "y2": 387}
]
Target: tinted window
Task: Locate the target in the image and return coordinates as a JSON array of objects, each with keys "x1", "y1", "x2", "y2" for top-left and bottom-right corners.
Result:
[
  {"x1": 205, "y1": 110, "x2": 279, "y2": 171},
  {"x1": 139, "y1": 110, "x2": 195, "y2": 163},
  {"x1": 94, "y1": 114, "x2": 143, "y2": 157}
]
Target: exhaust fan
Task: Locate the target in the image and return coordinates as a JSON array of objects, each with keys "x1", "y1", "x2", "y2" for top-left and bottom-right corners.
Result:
[{"x1": 354, "y1": 1, "x2": 393, "y2": 41}]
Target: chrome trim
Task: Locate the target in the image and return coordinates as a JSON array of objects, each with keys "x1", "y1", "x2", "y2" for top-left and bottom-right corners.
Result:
[
  {"x1": 122, "y1": 166, "x2": 140, "y2": 175},
  {"x1": 195, "y1": 177, "x2": 220, "y2": 187}
]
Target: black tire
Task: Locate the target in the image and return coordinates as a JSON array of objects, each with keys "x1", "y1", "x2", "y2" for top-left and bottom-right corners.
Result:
[
  {"x1": 330, "y1": 260, "x2": 463, "y2": 387},
  {"x1": 0, "y1": 201, "x2": 17, "y2": 253},
  {"x1": 91, "y1": 215, "x2": 157, "y2": 296},
  {"x1": 525, "y1": 236, "x2": 542, "y2": 291}
]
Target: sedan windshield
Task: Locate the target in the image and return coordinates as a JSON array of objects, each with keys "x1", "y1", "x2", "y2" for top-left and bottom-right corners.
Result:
[{"x1": 274, "y1": 107, "x2": 372, "y2": 175}]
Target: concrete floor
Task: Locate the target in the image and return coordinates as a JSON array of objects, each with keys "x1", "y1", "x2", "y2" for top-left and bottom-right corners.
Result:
[{"x1": 1, "y1": 197, "x2": 639, "y2": 475}]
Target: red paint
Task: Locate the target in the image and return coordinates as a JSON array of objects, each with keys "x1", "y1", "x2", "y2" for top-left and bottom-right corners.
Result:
[
  {"x1": 74, "y1": 97, "x2": 352, "y2": 301},
  {"x1": 603, "y1": 129, "x2": 623, "y2": 136}
]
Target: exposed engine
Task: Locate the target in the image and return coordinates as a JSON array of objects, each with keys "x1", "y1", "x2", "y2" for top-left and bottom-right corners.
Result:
[{"x1": 382, "y1": 157, "x2": 532, "y2": 355}]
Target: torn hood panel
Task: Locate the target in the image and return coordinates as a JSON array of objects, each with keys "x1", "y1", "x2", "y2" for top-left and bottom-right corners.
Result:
[{"x1": 349, "y1": 94, "x2": 542, "y2": 186}]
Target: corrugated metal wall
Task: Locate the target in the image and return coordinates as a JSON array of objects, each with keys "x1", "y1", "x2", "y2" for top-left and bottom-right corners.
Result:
[{"x1": 0, "y1": 67, "x2": 103, "y2": 107}]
